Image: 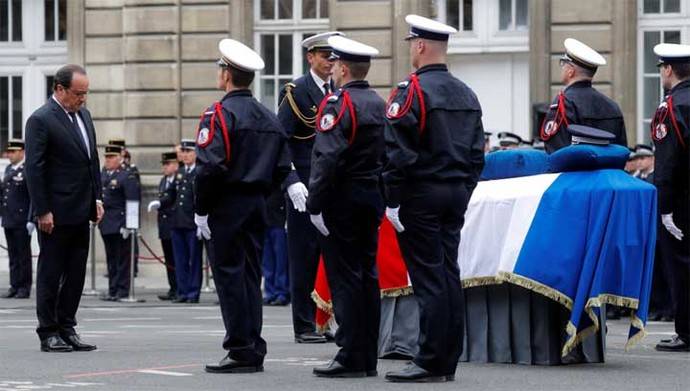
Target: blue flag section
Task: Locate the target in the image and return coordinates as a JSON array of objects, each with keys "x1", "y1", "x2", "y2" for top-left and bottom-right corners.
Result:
[{"x1": 511, "y1": 170, "x2": 657, "y2": 356}]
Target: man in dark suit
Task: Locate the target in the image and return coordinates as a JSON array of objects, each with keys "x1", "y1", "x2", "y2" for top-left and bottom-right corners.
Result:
[
  {"x1": 278, "y1": 31, "x2": 341, "y2": 344},
  {"x1": 1, "y1": 140, "x2": 33, "y2": 299},
  {"x1": 25, "y1": 64, "x2": 103, "y2": 353}
]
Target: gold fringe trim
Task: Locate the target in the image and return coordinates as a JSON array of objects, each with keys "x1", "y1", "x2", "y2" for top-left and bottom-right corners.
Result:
[
  {"x1": 380, "y1": 286, "x2": 414, "y2": 298},
  {"x1": 461, "y1": 276, "x2": 500, "y2": 289},
  {"x1": 310, "y1": 290, "x2": 333, "y2": 315},
  {"x1": 316, "y1": 323, "x2": 330, "y2": 334},
  {"x1": 496, "y1": 271, "x2": 574, "y2": 310},
  {"x1": 625, "y1": 312, "x2": 647, "y2": 351}
]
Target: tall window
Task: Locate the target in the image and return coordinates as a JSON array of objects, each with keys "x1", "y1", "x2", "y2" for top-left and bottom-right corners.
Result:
[
  {"x1": 436, "y1": 0, "x2": 529, "y2": 53},
  {"x1": 44, "y1": 0, "x2": 67, "y2": 42},
  {"x1": 0, "y1": 0, "x2": 22, "y2": 42},
  {"x1": 254, "y1": 0, "x2": 329, "y2": 110},
  {"x1": 0, "y1": 76, "x2": 23, "y2": 151},
  {"x1": 637, "y1": 0, "x2": 689, "y2": 143}
]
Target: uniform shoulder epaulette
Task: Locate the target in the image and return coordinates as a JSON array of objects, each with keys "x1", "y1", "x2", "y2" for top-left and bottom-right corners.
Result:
[
  {"x1": 282, "y1": 81, "x2": 317, "y2": 128},
  {"x1": 327, "y1": 94, "x2": 340, "y2": 103},
  {"x1": 397, "y1": 80, "x2": 410, "y2": 88}
]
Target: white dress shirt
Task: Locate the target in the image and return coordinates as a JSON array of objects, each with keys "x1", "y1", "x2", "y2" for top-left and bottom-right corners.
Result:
[
  {"x1": 52, "y1": 95, "x2": 90, "y2": 158},
  {"x1": 310, "y1": 69, "x2": 331, "y2": 96}
]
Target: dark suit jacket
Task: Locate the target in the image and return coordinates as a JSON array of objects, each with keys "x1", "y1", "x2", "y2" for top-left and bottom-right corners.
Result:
[
  {"x1": 25, "y1": 98, "x2": 102, "y2": 226},
  {"x1": 157, "y1": 175, "x2": 176, "y2": 240}
]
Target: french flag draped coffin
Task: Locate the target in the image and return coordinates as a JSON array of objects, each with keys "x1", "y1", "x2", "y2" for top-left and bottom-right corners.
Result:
[{"x1": 459, "y1": 169, "x2": 657, "y2": 356}]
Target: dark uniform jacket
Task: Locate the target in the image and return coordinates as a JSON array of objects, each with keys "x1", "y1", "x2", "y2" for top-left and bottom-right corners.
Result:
[
  {"x1": 195, "y1": 89, "x2": 291, "y2": 216},
  {"x1": 306, "y1": 80, "x2": 385, "y2": 214},
  {"x1": 652, "y1": 79, "x2": 690, "y2": 239},
  {"x1": 540, "y1": 80, "x2": 628, "y2": 153},
  {"x1": 99, "y1": 167, "x2": 140, "y2": 235},
  {"x1": 157, "y1": 175, "x2": 176, "y2": 240},
  {"x1": 277, "y1": 73, "x2": 334, "y2": 189},
  {"x1": 172, "y1": 166, "x2": 196, "y2": 230},
  {"x1": 25, "y1": 98, "x2": 102, "y2": 225},
  {"x1": 382, "y1": 64, "x2": 485, "y2": 207},
  {"x1": 1, "y1": 162, "x2": 30, "y2": 228}
]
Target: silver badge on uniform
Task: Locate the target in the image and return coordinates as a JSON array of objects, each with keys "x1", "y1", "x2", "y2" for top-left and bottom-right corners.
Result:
[
  {"x1": 110, "y1": 179, "x2": 118, "y2": 186},
  {"x1": 655, "y1": 123, "x2": 667, "y2": 140},
  {"x1": 320, "y1": 114, "x2": 336, "y2": 131},
  {"x1": 387, "y1": 102, "x2": 401, "y2": 117},
  {"x1": 197, "y1": 127, "x2": 210, "y2": 145}
]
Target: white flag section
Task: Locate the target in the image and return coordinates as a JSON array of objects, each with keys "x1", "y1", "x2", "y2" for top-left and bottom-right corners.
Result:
[{"x1": 458, "y1": 173, "x2": 561, "y2": 283}]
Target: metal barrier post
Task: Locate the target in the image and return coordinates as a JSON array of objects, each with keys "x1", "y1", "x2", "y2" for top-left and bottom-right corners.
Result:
[
  {"x1": 119, "y1": 229, "x2": 145, "y2": 303},
  {"x1": 201, "y1": 243, "x2": 215, "y2": 293},
  {"x1": 83, "y1": 223, "x2": 99, "y2": 296}
]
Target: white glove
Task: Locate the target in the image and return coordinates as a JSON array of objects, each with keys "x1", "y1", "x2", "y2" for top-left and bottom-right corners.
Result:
[
  {"x1": 386, "y1": 207, "x2": 405, "y2": 233},
  {"x1": 194, "y1": 213, "x2": 211, "y2": 240},
  {"x1": 147, "y1": 200, "x2": 161, "y2": 212},
  {"x1": 26, "y1": 222, "x2": 35, "y2": 236},
  {"x1": 120, "y1": 227, "x2": 130, "y2": 239},
  {"x1": 661, "y1": 213, "x2": 684, "y2": 241},
  {"x1": 309, "y1": 213, "x2": 330, "y2": 236},
  {"x1": 287, "y1": 182, "x2": 309, "y2": 213}
]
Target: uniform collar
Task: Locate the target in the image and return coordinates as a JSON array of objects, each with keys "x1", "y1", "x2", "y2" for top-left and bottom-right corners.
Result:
[
  {"x1": 670, "y1": 79, "x2": 690, "y2": 94},
  {"x1": 415, "y1": 63, "x2": 448, "y2": 75},
  {"x1": 221, "y1": 89, "x2": 252, "y2": 101},
  {"x1": 10, "y1": 159, "x2": 24, "y2": 170},
  {"x1": 341, "y1": 80, "x2": 370, "y2": 90},
  {"x1": 565, "y1": 79, "x2": 593, "y2": 90}
]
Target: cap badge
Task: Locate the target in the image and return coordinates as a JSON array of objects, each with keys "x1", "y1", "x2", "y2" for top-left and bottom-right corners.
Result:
[{"x1": 197, "y1": 127, "x2": 210, "y2": 145}]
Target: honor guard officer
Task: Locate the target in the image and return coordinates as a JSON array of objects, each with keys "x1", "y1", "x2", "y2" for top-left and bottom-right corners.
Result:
[
  {"x1": 306, "y1": 36, "x2": 384, "y2": 378},
  {"x1": 651, "y1": 43, "x2": 690, "y2": 352},
  {"x1": 108, "y1": 138, "x2": 140, "y2": 177},
  {"x1": 170, "y1": 139, "x2": 202, "y2": 303},
  {"x1": 194, "y1": 38, "x2": 291, "y2": 373},
  {"x1": 148, "y1": 151, "x2": 179, "y2": 301},
  {"x1": 278, "y1": 31, "x2": 342, "y2": 344},
  {"x1": 497, "y1": 131, "x2": 523, "y2": 150},
  {"x1": 540, "y1": 38, "x2": 627, "y2": 154},
  {"x1": 1, "y1": 140, "x2": 32, "y2": 299},
  {"x1": 382, "y1": 14, "x2": 485, "y2": 383},
  {"x1": 99, "y1": 145, "x2": 140, "y2": 301}
]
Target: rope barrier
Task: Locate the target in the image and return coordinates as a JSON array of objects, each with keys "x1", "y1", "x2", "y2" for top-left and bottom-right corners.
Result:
[{"x1": 137, "y1": 235, "x2": 174, "y2": 271}]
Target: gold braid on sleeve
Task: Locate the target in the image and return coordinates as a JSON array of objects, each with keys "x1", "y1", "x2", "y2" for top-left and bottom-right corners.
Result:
[{"x1": 281, "y1": 83, "x2": 317, "y2": 139}]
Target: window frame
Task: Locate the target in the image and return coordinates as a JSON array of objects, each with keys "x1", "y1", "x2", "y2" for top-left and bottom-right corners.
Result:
[
  {"x1": 636, "y1": 0, "x2": 690, "y2": 144},
  {"x1": 253, "y1": 0, "x2": 329, "y2": 110},
  {"x1": 437, "y1": 0, "x2": 529, "y2": 54},
  {"x1": 43, "y1": 0, "x2": 67, "y2": 43}
]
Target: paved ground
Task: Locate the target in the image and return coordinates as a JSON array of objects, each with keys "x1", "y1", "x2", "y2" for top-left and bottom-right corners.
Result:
[{"x1": 0, "y1": 270, "x2": 689, "y2": 391}]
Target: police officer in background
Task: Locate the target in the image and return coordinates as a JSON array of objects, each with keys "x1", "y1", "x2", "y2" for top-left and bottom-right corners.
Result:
[
  {"x1": 540, "y1": 38, "x2": 627, "y2": 153},
  {"x1": 171, "y1": 139, "x2": 202, "y2": 304},
  {"x1": 109, "y1": 139, "x2": 141, "y2": 276},
  {"x1": 278, "y1": 31, "x2": 341, "y2": 344},
  {"x1": 651, "y1": 43, "x2": 690, "y2": 352},
  {"x1": 497, "y1": 132, "x2": 523, "y2": 150},
  {"x1": 305, "y1": 36, "x2": 383, "y2": 378},
  {"x1": 99, "y1": 144, "x2": 140, "y2": 301},
  {"x1": 1, "y1": 140, "x2": 33, "y2": 299},
  {"x1": 383, "y1": 15, "x2": 485, "y2": 382},
  {"x1": 148, "y1": 151, "x2": 179, "y2": 301},
  {"x1": 194, "y1": 38, "x2": 290, "y2": 373}
]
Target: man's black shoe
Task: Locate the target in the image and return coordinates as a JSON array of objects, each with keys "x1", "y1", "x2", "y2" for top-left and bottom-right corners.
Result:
[
  {"x1": 655, "y1": 335, "x2": 690, "y2": 352},
  {"x1": 1, "y1": 289, "x2": 17, "y2": 299},
  {"x1": 385, "y1": 363, "x2": 446, "y2": 383},
  {"x1": 189, "y1": 298, "x2": 199, "y2": 304},
  {"x1": 204, "y1": 355, "x2": 263, "y2": 373},
  {"x1": 14, "y1": 290, "x2": 29, "y2": 299},
  {"x1": 366, "y1": 369, "x2": 378, "y2": 377},
  {"x1": 661, "y1": 315, "x2": 674, "y2": 322},
  {"x1": 313, "y1": 360, "x2": 365, "y2": 378},
  {"x1": 61, "y1": 334, "x2": 97, "y2": 351},
  {"x1": 271, "y1": 297, "x2": 289, "y2": 306},
  {"x1": 40, "y1": 336, "x2": 73, "y2": 353},
  {"x1": 295, "y1": 332, "x2": 327, "y2": 344},
  {"x1": 323, "y1": 331, "x2": 335, "y2": 342},
  {"x1": 262, "y1": 297, "x2": 274, "y2": 305},
  {"x1": 172, "y1": 297, "x2": 188, "y2": 303},
  {"x1": 158, "y1": 292, "x2": 176, "y2": 301}
]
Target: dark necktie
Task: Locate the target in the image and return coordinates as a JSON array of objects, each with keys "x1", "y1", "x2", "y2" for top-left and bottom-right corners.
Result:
[
  {"x1": 323, "y1": 83, "x2": 330, "y2": 95},
  {"x1": 68, "y1": 112, "x2": 89, "y2": 156}
]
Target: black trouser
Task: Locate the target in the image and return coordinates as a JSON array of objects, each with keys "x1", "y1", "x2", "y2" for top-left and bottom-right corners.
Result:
[
  {"x1": 397, "y1": 182, "x2": 468, "y2": 376},
  {"x1": 286, "y1": 201, "x2": 321, "y2": 335},
  {"x1": 650, "y1": 236, "x2": 674, "y2": 318},
  {"x1": 208, "y1": 192, "x2": 267, "y2": 364},
  {"x1": 319, "y1": 196, "x2": 381, "y2": 371},
  {"x1": 659, "y1": 223, "x2": 690, "y2": 342},
  {"x1": 4, "y1": 227, "x2": 32, "y2": 295},
  {"x1": 161, "y1": 238, "x2": 177, "y2": 295},
  {"x1": 36, "y1": 223, "x2": 90, "y2": 341},
  {"x1": 101, "y1": 233, "x2": 131, "y2": 298}
]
